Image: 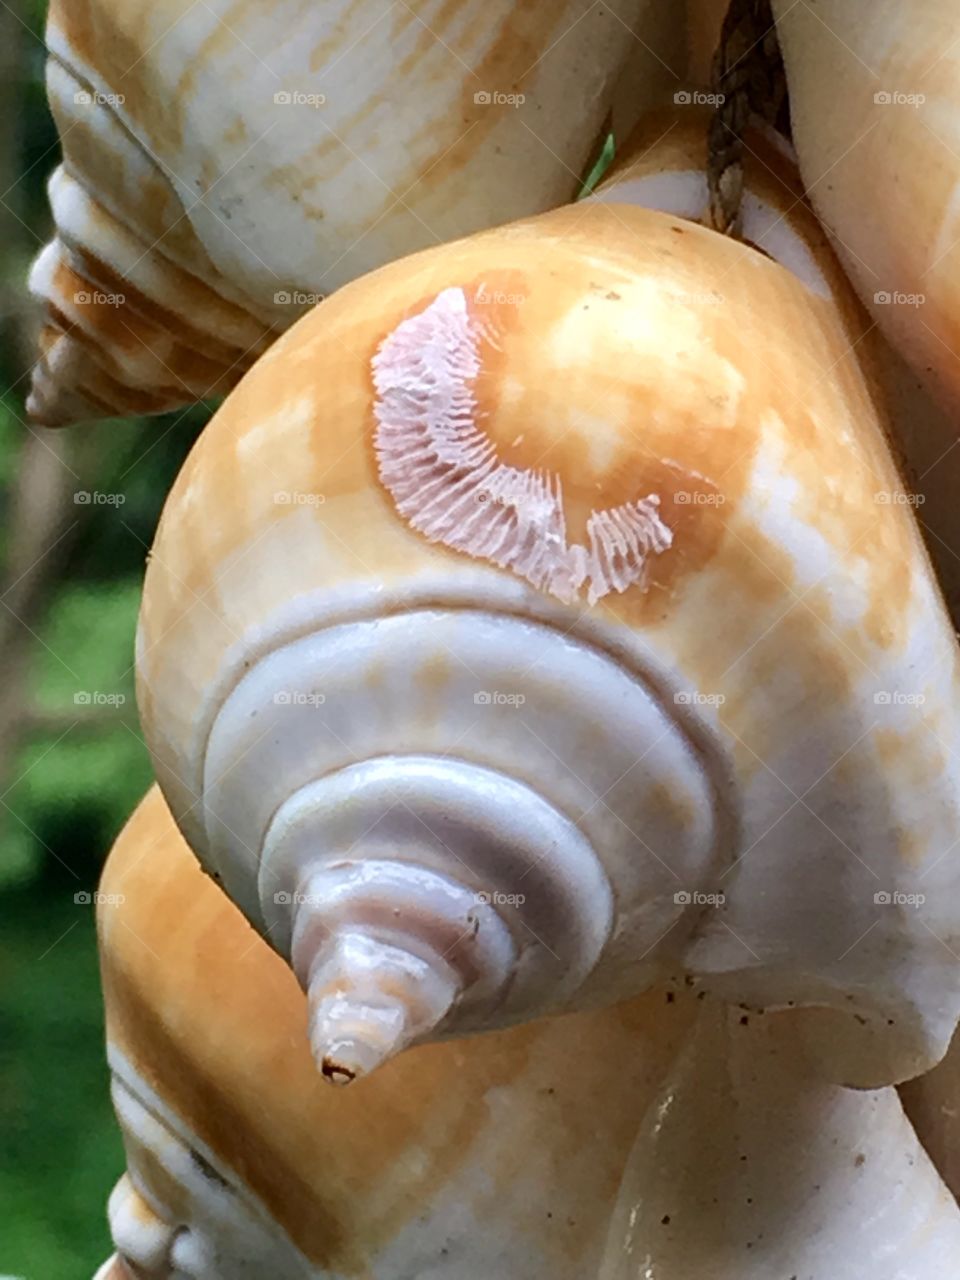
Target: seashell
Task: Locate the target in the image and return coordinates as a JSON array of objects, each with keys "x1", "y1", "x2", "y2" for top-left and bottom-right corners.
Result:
[
  {"x1": 28, "y1": 0, "x2": 661, "y2": 426},
  {"x1": 586, "y1": 109, "x2": 835, "y2": 298},
  {"x1": 94, "y1": 785, "x2": 696, "y2": 1279},
  {"x1": 136, "y1": 113, "x2": 960, "y2": 1090},
  {"x1": 770, "y1": 0, "x2": 960, "y2": 411},
  {"x1": 599, "y1": 1001, "x2": 960, "y2": 1278},
  {"x1": 901, "y1": 1023, "x2": 960, "y2": 1201},
  {"x1": 861, "y1": 328, "x2": 960, "y2": 622},
  {"x1": 94, "y1": 787, "x2": 960, "y2": 1278}
]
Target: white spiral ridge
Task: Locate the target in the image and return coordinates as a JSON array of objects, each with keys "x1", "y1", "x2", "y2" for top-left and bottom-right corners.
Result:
[{"x1": 200, "y1": 605, "x2": 724, "y2": 1080}]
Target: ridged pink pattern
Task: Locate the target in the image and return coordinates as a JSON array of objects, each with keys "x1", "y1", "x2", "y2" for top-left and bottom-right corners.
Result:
[{"x1": 372, "y1": 287, "x2": 672, "y2": 605}]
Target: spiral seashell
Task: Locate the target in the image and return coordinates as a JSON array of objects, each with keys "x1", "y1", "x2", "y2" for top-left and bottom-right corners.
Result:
[
  {"x1": 27, "y1": 0, "x2": 661, "y2": 426},
  {"x1": 770, "y1": 0, "x2": 960, "y2": 412},
  {"x1": 136, "y1": 113, "x2": 960, "y2": 1089},
  {"x1": 94, "y1": 787, "x2": 960, "y2": 1277},
  {"x1": 94, "y1": 786, "x2": 696, "y2": 1279}
]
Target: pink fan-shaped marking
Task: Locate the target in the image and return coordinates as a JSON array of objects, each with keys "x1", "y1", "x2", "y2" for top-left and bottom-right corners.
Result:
[{"x1": 372, "y1": 287, "x2": 672, "y2": 606}]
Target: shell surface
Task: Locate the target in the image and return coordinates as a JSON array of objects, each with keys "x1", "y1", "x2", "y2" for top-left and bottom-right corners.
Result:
[
  {"x1": 901, "y1": 1022, "x2": 960, "y2": 1201},
  {"x1": 771, "y1": 0, "x2": 960, "y2": 412},
  {"x1": 136, "y1": 118, "x2": 960, "y2": 1087},
  {"x1": 599, "y1": 1001, "x2": 960, "y2": 1278},
  {"x1": 95, "y1": 787, "x2": 960, "y2": 1278},
  {"x1": 28, "y1": 0, "x2": 656, "y2": 425},
  {"x1": 95, "y1": 785, "x2": 696, "y2": 1279}
]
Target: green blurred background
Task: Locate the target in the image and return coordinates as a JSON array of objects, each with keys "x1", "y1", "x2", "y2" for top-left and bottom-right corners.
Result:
[{"x1": 0, "y1": 3, "x2": 210, "y2": 1272}]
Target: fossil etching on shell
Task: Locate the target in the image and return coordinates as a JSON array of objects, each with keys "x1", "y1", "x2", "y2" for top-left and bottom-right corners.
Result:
[{"x1": 372, "y1": 287, "x2": 674, "y2": 605}]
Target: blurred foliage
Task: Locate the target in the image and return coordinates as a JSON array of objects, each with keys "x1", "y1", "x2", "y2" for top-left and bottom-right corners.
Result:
[
  {"x1": 0, "y1": 407, "x2": 211, "y2": 895},
  {"x1": 0, "y1": 892, "x2": 122, "y2": 1276},
  {"x1": 0, "y1": 1, "x2": 210, "y2": 1273}
]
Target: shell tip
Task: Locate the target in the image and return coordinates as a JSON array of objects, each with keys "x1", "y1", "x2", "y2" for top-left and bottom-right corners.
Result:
[
  {"x1": 320, "y1": 1057, "x2": 358, "y2": 1087},
  {"x1": 309, "y1": 990, "x2": 422, "y2": 1086}
]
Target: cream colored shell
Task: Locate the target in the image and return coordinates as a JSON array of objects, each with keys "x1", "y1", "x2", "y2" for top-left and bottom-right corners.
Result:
[
  {"x1": 902, "y1": 1022, "x2": 960, "y2": 1202},
  {"x1": 599, "y1": 1001, "x2": 960, "y2": 1279},
  {"x1": 95, "y1": 786, "x2": 697, "y2": 1279},
  {"x1": 27, "y1": 0, "x2": 656, "y2": 425},
  {"x1": 95, "y1": 787, "x2": 960, "y2": 1278},
  {"x1": 134, "y1": 115, "x2": 960, "y2": 1089},
  {"x1": 771, "y1": 0, "x2": 960, "y2": 411}
]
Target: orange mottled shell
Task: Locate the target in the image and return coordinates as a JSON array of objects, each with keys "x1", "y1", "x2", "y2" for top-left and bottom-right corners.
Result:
[
  {"x1": 97, "y1": 790, "x2": 960, "y2": 1278},
  {"x1": 97, "y1": 786, "x2": 694, "y2": 1276},
  {"x1": 131, "y1": 166, "x2": 960, "y2": 1091}
]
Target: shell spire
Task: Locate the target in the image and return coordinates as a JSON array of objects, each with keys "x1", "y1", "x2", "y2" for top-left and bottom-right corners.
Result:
[
  {"x1": 136, "y1": 116, "x2": 960, "y2": 1089},
  {"x1": 95, "y1": 787, "x2": 960, "y2": 1276},
  {"x1": 95, "y1": 786, "x2": 696, "y2": 1277}
]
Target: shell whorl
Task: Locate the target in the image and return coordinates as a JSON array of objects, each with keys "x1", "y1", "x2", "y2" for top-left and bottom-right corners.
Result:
[
  {"x1": 98, "y1": 789, "x2": 960, "y2": 1277},
  {"x1": 28, "y1": 172, "x2": 273, "y2": 425},
  {"x1": 137, "y1": 146, "x2": 960, "y2": 1087},
  {"x1": 29, "y1": 0, "x2": 657, "y2": 426},
  {"x1": 198, "y1": 598, "x2": 727, "y2": 1081}
]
